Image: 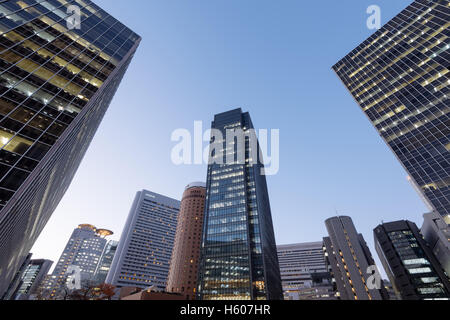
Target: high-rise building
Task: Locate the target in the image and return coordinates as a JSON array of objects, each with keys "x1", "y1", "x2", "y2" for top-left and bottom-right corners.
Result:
[
  {"x1": 332, "y1": 0, "x2": 450, "y2": 218},
  {"x1": 167, "y1": 182, "x2": 206, "y2": 300},
  {"x1": 323, "y1": 216, "x2": 388, "y2": 300},
  {"x1": 0, "y1": 0, "x2": 141, "y2": 296},
  {"x1": 1, "y1": 253, "x2": 32, "y2": 300},
  {"x1": 374, "y1": 220, "x2": 450, "y2": 300},
  {"x1": 277, "y1": 242, "x2": 335, "y2": 300},
  {"x1": 93, "y1": 240, "x2": 118, "y2": 285},
  {"x1": 14, "y1": 259, "x2": 53, "y2": 300},
  {"x1": 421, "y1": 211, "x2": 450, "y2": 276},
  {"x1": 106, "y1": 190, "x2": 180, "y2": 291},
  {"x1": 44, "y1": 224, "x2": 113, "y2": 298},
  {"x1": 197, "y1": 108, "x2": 282, "y2": 300}
]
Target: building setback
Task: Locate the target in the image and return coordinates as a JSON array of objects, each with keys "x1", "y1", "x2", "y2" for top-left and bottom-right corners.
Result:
[
  {"x1": 106, "y1": 190, "x2": 179, "y2": 291},
  {"x1": 421, "y1": 211, "x2": 450, "y2": 277},
  {"x1": 197, "y1": 108, "x2": 282, "y2": 300},
  {"x1": 0, "y1": 0, "x2": 141, "y2": 296},
  {"x1": 332, "y1": 0, "x2": 450, "y2": 218},
  {"x1": 374, "y1": 220, "x2": 450, "y2": 300},
  {"x1": 43, "y1": 224, "x2": 113, "y2": 298},
  {"x1": 323, "y1": 216, "x2": 389, "y2": 300},
  {"x1": 167, "y1": 182, "x2": 206, "y2": 300},
  {"x1": 277, "y1": 242, "x2": 335, "y2": 300}
]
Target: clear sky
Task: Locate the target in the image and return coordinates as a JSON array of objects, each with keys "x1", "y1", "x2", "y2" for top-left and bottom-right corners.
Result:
[{"x1": 31, "y1": 0, "x2": 426, "y2": 275}]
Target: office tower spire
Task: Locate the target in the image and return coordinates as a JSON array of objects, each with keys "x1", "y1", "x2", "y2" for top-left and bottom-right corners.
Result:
[
  {"x1": 0, "y1": 0, "x2": 140, "y2": 296},
  {"x1": 333, "y1": 0, "x2": 450, "y2": 218},
  {"x1": 197, "y1": 108, "x2": 282, "y2": 300}
]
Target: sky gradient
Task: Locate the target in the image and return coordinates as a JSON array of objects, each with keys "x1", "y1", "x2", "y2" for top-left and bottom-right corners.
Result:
[{"x1": 31, "y1": 0, "x2": 426, "y2": 275}]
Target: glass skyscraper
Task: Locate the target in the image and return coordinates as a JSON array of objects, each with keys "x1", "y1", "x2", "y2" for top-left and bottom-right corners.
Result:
[
  {"x1": 0, "y1": 0, "x2": 140, "y2": 297},
  {"x1": 197, "y1": 108, "x2": 282, "y2": 300},
  {"x1": 333, "y1": 0, "x2": 449, "y2": 217}
]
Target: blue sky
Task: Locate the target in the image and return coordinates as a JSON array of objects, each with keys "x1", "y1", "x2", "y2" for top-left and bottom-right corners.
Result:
[{"x1": 31, "y1": 0, "x2": 426, "y2": 274}]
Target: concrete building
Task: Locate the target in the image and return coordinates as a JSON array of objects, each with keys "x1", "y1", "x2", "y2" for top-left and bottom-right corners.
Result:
[
  {"x1": 277, "y1": 242, "x2": 335, "y2": 300},
  {"x1": 106, "y1": 190, "x2": 180, "y2": 291},
  {"x1": 0, "y1": 0, "x2": 141, "y2": 296},
  {"x1": 421, "y1": 211, "x2": 450, "y2": 277},
  {"x1": 323, "y1": 216, "x2": 388, "y2": 300},
  {"x1": 333, "y1": 0, "x2": 450, "y2": 218},
  {"x1": 374, "y1": 220, "x2": 450, "y2": 300},
  {"x1": 167, "y1": 182, "x2": 206, "y2": 300}
]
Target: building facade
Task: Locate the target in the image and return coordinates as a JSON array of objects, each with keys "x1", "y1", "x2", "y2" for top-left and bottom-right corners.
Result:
[
  {"x1": 106, "y1": 190, "x2": 180, "y2": 291},
  {"x1": 15, "y1": 259, "x2": 53, "y2": 300},
  {"x1": 43, "y1": 224, "x2": 112, "y2": 298},
  {"x1": 0, "y1": 0, "x2": 141, "y2": 296},
  {"x1": 332, "y1": 0, "x2": 450, "y2": 217},
  {"x1": 277, "y1": 242, "x2": 335, "y2": 300},
  {"x1": 167, "y1": 182, "x2": 206, "y2": 300},
  {"x1": 374, "y1": 220, "x2": 450, "y2": 300},
  {"x1": 93, "y1": 240, "x2": 118, "y2": 285},
  {"x1": 323, "y1": 216, "x2": 388, "y2": 300},
  {"x1": 1, "y1": 253, "x2": 32, "y2": 300},
  {"x1": 197, "y1": 108, "x2": 282, "y2": 300},
  {"x1": 421, "y1": 211, "x2": 450, "y2": 277}
]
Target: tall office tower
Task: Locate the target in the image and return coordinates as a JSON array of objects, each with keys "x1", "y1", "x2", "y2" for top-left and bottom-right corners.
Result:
[
  {"x1": 277, "y1": 242, "x2": 335, "y2": 300},
  {"x1": 167, "y1": 182, "x2": 206, "y2": 300},
  {"x1": 14, "y1": 259, "x2": 53, "y2": 300},
  {"x1": 197, "y1": 108, "x2": 283, "y2": 300},
  {"x1": 323, "y1": 216, "x2": 389, "y2": 300},
  {"x1": 1, "y1": 253, "x2": 32, "y2": 300},
  {"x1": 374, "y1": 220, "x2": 450, "y2": 300},
  {"x1": 106, "y1": 190, "x2": 180, "y2": 291},
  {"x1": 0, "y1": 0, "x2": 141, "y2": 296},
  {"x1": 421, "y1": 211, "x2": 450, "y2": 276},
  {"x1": 332, "y1": 0, "x2": 450, "y2": 217},
  {"x1": 45, "y1": 224, "x2": 113, "y2": 298},
  {"x1": 93, "y1": 240, "x2": 118, "y2": 285}
]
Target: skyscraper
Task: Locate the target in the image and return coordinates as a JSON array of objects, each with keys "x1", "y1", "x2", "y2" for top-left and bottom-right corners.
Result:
[
  {"x1": 197, "y1": 108, "x2": 282, "y2": 300},
  {"x1": 167, "y1": 182, "x2": 206, "y2": 300},
  {"x1": 332, "y1": 0, "x2": 449, "y2": 218},
  {"x1": 106, "y1": 190, "x2": 180, "y2": 291},
  {"x1": 277, "y1": 242, "x2": 335, "y2": 300},
  {"x1": 323, "y1": 216, "x2": 388, "y2": 300},
  {"x1": 44, "y1": 224, "x2": 113, "y2": 298},
  {"x1": 421, "y1": 211, "x2": 450, "y2": 276},
  {"x1": 15, "y1": 259, "x2": 53, "y2": 300},
  {"x1": 374, "y1": 220, "x2": 450, "y2": 300},
  {"x1": 93, "y1": 240, "x2": 118, "y2": 285},
  {"x1": 0, "y1": 0, "x2": 141, "y2": 296}
]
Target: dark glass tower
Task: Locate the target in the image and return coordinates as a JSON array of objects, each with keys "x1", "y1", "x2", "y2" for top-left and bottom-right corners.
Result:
[
  {"x1": 333, "y1": 0, "x2": 450, "y2": 217},
  {"x1": 197, "y1": 108, "x2": 282, "y2": 300},
  {"x1": 0, "y1": 0, "x2": 140, "y2": 296},
  {"x1": 374, "y1": 220, "x2": 450, "y2": 300}
]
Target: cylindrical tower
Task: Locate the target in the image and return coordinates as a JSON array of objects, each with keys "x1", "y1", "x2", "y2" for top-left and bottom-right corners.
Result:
[{"x1": 166, "y1": 182, "x2": 206, "y2": 300}]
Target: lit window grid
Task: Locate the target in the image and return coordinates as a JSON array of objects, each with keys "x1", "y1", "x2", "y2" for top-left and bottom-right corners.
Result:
[
  {"x1": 333, "y1": 0, "x2": 449, "y2": 215},
  {"x1": 2, "y1": 0, "x2": 138, "y2": 209}
]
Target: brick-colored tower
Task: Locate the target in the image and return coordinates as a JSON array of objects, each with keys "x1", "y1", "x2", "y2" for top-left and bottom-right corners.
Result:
[{"x1": 167, "y1": 182, "x2": 206, "y2": 299}]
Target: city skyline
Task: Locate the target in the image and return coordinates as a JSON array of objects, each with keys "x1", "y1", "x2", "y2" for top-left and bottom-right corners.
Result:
[{"x1": 30, "y1": 0, "x2": 429, "y2": 276}]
